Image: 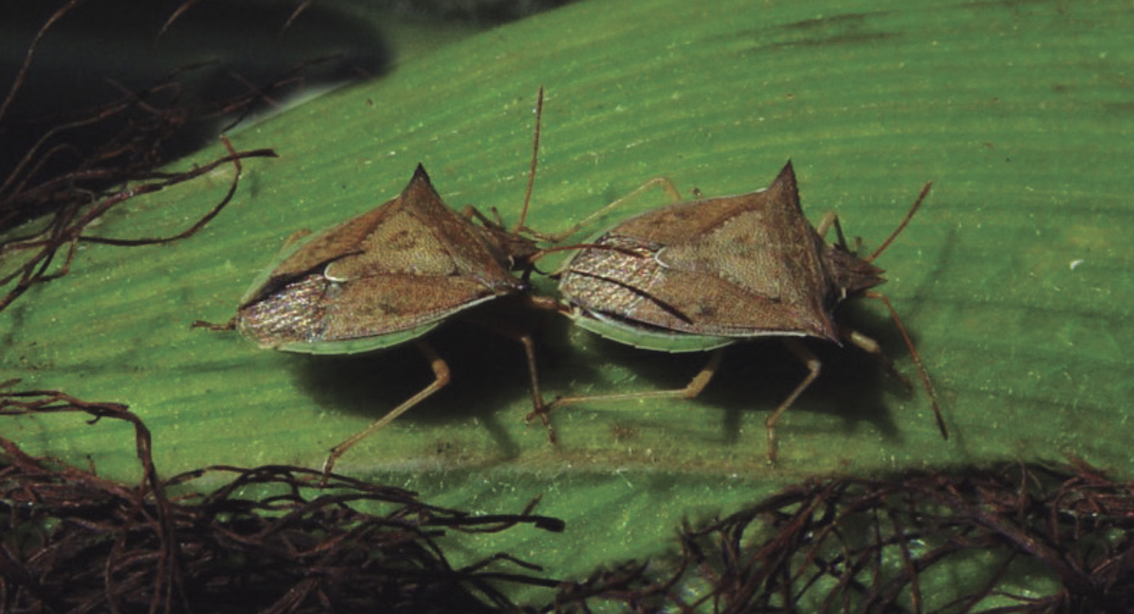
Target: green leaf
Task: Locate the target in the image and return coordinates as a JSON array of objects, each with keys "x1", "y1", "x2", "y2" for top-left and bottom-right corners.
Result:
[{"x1": 4, "y1": 0, "x2": 1131, "y2": 606}]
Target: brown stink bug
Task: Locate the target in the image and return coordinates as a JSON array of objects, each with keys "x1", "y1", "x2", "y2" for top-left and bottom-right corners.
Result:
[
  {"x1": 195, "y1": 91, "x2": 570, "y2": 475},
  {"x1": 549, "y1": 161, "x2": 946, "y2": 461}
]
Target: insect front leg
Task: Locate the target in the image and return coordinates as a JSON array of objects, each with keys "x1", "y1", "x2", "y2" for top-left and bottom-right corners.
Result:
[
  {"x1": 860, "y1": 291, "x2": 948, "y2": 440},
  {"x1": 457, "y1": 309, "x2": 557, "y2": 440},
  {"x1": 814, "y1": 211, "x2": 856, "y2": 252}
]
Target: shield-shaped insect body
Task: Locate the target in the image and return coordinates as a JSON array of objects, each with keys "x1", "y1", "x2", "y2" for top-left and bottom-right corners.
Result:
[
  {"x1": 234, "y1": 164, "x2": 531, "y2": 354},
  {"x1": 197, "y1": 163, "x2": 548, "y2": 475},
  {"x1": 554, "y1": 161, "x2": 945, "y2": 461}
]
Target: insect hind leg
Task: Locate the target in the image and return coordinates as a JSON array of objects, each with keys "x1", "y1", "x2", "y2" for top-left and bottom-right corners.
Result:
[
  {"x1": 321, "y1": 339, "x2": 451, "y2": 478},
  {"x1": 534, "y1": 348, "x2": 725, "y2": 435}
]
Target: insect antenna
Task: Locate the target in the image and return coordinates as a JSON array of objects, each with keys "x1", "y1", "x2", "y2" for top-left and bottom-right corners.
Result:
[
  {"x1": 512, "y1": 86, "x2": 544, "y2": 235},
  {"x1": 855, "y1": 180, "x2": 947, "y2": 440},
  {"x1": 866, "y1": 181, "x2": 932, "y2": 263}
]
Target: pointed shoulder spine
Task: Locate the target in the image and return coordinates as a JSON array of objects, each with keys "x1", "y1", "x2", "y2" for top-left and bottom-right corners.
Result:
[
  {"x1": 407, "y1": 163, "x2": 439, "y2": 194},
  {"x1": 773, "y1": 160, "x2": 798, "y2": 193},
  {"x1": 401, "y1": 163, "x2": 448, "y2": 206}
]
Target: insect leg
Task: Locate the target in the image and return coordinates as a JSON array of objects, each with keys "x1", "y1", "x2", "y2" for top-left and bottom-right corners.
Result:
[
  {"x1": 766, "y1": 338, "x2": 822, "y2": 463},
  {"x1": 479, "y1": 322, "x2": 552, "y2": 436},
  {"x1": 321, "y1": 339, "x2": 451, "y2": 478},
  {"x1": 814, "y1": 211, "x2": 854, "y2": 251},
  {"x1": 863, "y1": 291, "x2": 948, "y2": 440},
  {"x1": 842, "y1": 328, "x2": 913, "y2": 390},
  {"x1": 534, "y1": 348, "x2": 725, "y2": 431},
  {"x1": 454, "y1": 306, "x2": 559, "y2": 440}
]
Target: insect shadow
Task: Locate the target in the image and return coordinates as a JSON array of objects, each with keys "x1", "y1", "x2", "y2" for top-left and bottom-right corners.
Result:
[
  {"x1": 722, "y1": 304, "x2": 904, "y2": 441},
  {"x1": 291, "y1": 322, "x2": 541, "y2": 460},
  {"x1": 541, "y1": 162, "x2": 947, "y2": 462},
  {"x1": 561, "y1": 303, "x2": 901, "y2": 449}
]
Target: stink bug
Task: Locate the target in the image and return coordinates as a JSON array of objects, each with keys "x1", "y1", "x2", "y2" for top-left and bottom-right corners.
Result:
[
  {"x1": 550, "y1": 161, "x2": 946, "y2": 461},
  {"x1": 196, "y1": 92, "x2": 563, "y2": 475}
]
